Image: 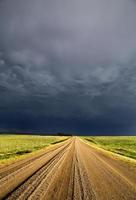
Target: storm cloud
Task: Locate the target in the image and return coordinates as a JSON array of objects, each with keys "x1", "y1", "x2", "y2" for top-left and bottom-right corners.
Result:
[{"x1": 0, "y1": 0, "x2": 136, "y2": 134}]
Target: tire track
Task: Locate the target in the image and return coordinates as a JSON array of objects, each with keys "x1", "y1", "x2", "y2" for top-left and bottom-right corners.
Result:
[
  {"x1": 35, "y1": 139, "x2": 75, "y2": 200},
  {"x1": 0, "y1": 137, "x2": 136, "y2": 200},
  {"x1": 72, "y1": 140, "x2": 96, "y2": 200},
  {"x1": 0, "y1": 139, "x2": 72, "y2": 199},
  {"x1": 5, "y1": 142, "x2": 72, "y2": 200},
  {"x1": 0, "y1": 139, "x2": 71, "y2": 179},
  {"x1": 77, "y1": 139, "x2": 136, "y2": 200}
]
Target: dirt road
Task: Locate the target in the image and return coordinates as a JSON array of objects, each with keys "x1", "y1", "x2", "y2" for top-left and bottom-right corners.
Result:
[{"x1": 0, "y1": 137, "x2": 136, "y2": 200}]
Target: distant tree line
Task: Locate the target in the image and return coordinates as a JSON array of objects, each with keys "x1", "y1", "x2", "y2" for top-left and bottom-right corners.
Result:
[{"x1": 57, "y1": 132, "x2": 73, "y2": 136}]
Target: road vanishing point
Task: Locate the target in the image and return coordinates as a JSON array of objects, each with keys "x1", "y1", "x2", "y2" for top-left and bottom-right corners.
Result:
[{"x1": 0, "y1": 137, "x2": 136, "y2": 200}]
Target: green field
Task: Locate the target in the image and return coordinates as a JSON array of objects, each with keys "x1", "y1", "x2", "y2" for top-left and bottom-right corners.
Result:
[
  {"x1": 1, "y1": 135, "x2": 136, "y2": 163},
  {"x1": 83, "y1": 136, "x2": 136, "y2": 160},
  {"x1": 0, "y1": 135, "x2": 68, "y2": 162}
]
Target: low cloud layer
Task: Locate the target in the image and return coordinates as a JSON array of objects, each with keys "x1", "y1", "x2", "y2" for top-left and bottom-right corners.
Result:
[{"x1": 0, "y1": 0, "x2": 136, "y2": 134}]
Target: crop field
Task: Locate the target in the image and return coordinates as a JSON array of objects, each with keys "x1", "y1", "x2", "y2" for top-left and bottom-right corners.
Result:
[
  {"x1": 0, "y1": 135, "x2": 68, "y2": 162},
  {"x1": 83, "y1": 136, "x2": 136, "y2": 159}
]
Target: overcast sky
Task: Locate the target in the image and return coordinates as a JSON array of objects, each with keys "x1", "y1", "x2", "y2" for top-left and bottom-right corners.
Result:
[{"x1": 0, "y1": 0, "x2": 136, "y2": 135}]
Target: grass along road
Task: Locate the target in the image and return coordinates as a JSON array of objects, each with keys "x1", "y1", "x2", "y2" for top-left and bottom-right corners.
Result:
[
  {"x1": 0, "y1": 137, "x2": 136, "y2": 200},
  {"x1": 0, "y1": 135, "x2": 68, "y2": 164},
  {"x1": 82, "y1": 136, "x2": 136, "y2": 160}
]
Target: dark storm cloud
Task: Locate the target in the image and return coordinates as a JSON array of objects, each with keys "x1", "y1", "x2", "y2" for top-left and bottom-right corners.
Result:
[{"x1": 0, "y1": 0, "x2": 136, "y2": 134}]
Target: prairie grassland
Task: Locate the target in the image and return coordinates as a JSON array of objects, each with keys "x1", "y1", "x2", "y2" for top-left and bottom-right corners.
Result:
[
  {"x1": 0, "y1": 135, "x2": 68, "y2": 162},
  {"x1": 1, "y1": 137, "x2": 136, "y2": 199},
  {"x1": 82, "y1": 136, "x2": 136, "y2": 159}
]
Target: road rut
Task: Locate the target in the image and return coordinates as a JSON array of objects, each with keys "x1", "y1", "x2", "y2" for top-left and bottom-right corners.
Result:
[{"x1": 0, "y1": 137, "x2": 136, "y2": 200}]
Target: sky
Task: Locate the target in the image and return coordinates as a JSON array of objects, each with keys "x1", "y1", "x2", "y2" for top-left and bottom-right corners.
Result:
[{"x1": 0, "y1": 0, "x2": 136, "y2": 135}]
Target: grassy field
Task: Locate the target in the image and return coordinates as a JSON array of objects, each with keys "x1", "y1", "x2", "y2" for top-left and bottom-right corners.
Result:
[
  {"x1": 83, "y1": 136, "x2": 136, "y2": 160},
  {"x1": 0, "y1": 135, "x2": 68, "y2": 162}
]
